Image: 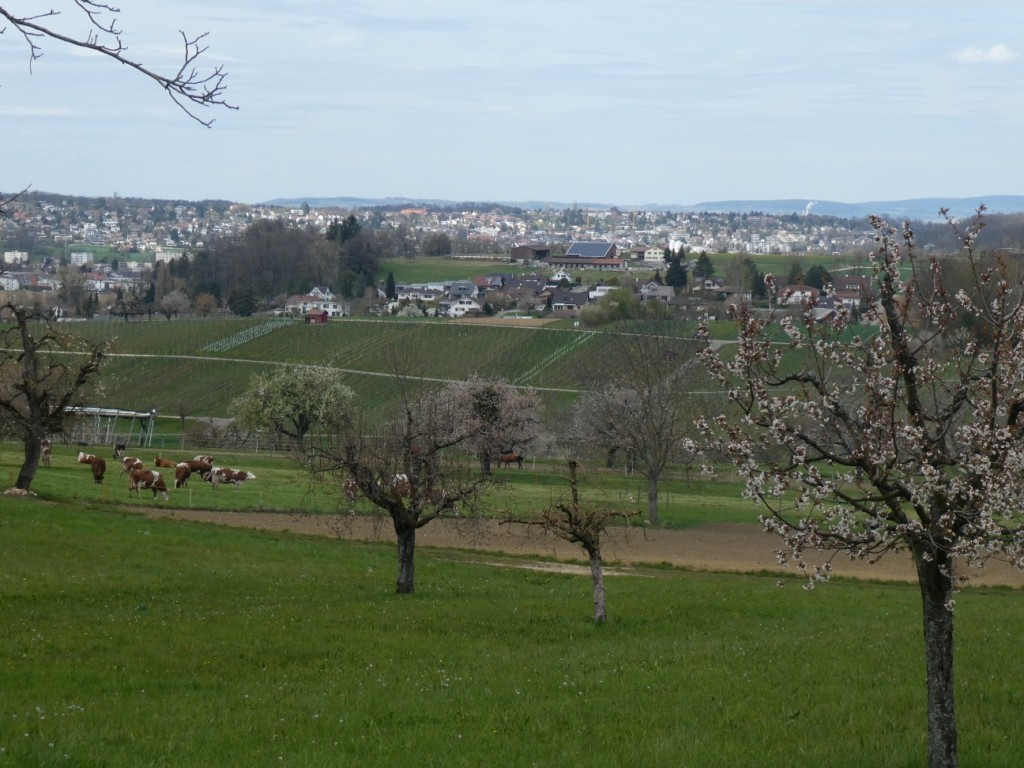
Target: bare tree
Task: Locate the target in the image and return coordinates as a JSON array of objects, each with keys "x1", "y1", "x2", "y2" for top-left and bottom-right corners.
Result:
[
  {"x1": 447, "y1": 376, "x2": 542, "y2": 477},
  {"x1": 0, "y1": 2, "x2": 235, "y2": 127},
  {"x1": 0, "y1": 302, "x2": 107, "y2": 491},
  {"x1": 695, "y1": 207, "x2": 1024, "y2": 768},
  {"x1": 503, "y1": 458, "x2": 641, "y2": 622},
  {"x1": 308, "y1": 375, "x2": 491, "y2": 594},
  {"x1": 572, "y1": 324, "x2": 703, "y2": 523}
]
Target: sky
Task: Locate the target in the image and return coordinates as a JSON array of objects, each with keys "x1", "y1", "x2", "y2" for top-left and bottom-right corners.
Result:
[{"x1": 2, "y1": 0, "x2": 1023, "y2": 207}]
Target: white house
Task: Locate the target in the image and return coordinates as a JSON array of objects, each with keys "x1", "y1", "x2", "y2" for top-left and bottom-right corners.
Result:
[
  {"x1": 445, "y1": 297, "x2": 482, "y2": 318},
  {"x1": 284, "y1": 286, "x2": 349, "y2": 317}
]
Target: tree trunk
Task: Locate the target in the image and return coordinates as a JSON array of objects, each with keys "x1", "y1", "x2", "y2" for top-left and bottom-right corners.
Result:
[
  {"x1": 394, "y1": 521, "x2": 416, "y2": 594},
  {"x1": 646, "y1": 474, "x2": 659, "y2": 524},
  {"x1": 588, "y1": 545, "x2": 606, "y2": 623},
  {"x1": 16, "y1": 429, "x2": 44, "y2": 491},
  {"x1": 911, "y1": 540, "x2": 958, "y2": 768}
]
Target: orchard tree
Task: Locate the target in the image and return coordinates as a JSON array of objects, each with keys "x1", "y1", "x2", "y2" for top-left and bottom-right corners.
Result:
[
  {"x1": 571, "y1": 322, "x2": 703, "y2": 523},
  {"x1": 0, "y1": 303, "x2": 107, "y2": 491},
  {"x1": 158, "y1": 289, "x2": 191, "y2": 319},
  {"x1": 232, "y1": 365, "x2": 354, "y2": 450},
  {"x1": 503, "y1": 459, "x2": 640, "y2": 622},
  {"x1": 695, "y1": 208, "x2": 1024, "y2": 768},
  {"x1": 307, "y1": 375, "x2": 492, "y2": 594},
  {"x1": 451, "y1": 376, "x2": 541, "y2": 476}
]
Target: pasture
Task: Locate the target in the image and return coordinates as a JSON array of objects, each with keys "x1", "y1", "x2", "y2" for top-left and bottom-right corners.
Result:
[
  {"x1": 4, "y1": 499, "x2": 1024, "y2": 766},
  {"x1": 0, "y1": 440, "x2": 757, "y2": 529}
]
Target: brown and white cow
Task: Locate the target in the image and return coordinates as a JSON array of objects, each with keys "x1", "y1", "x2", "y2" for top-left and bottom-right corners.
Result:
[
  {"x1": 129, "y1": 468, "x2": 170, "y2": 501},
  {"x1": 193, "y1": 455, "x2": 215, "y2": 466},
  {"x1": 40, "y1": 438, "x2": 52, "y2": 468},
  {"x1": 77, "y1": 451, "x2": 106, "y2": 483},
  {"x1": 174, "y1": 462, "x2": 192, "y2": 489},
  {"x1": 208, "y1": 467, "x2": 256, "y2": 489},
  {"x1": 120, "y1": 456, "x2": 144, "y2": 475}
]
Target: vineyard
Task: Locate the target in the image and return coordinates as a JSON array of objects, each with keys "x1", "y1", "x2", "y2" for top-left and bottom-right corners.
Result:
[{"x1": 71, "y1": 315, "x2": 707, "y2": 422}]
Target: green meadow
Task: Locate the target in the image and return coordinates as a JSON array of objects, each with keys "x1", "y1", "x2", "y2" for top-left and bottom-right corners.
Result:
[
  {"x1": 4, "y1": 499, "x2": 1024, "y2": 767},
  {"x1": 4, "y1": 313, "x2": 1024, "y2": 766}
]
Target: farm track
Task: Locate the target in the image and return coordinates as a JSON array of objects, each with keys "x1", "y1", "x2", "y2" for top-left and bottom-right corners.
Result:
[
  {"x1": 100, "y1": 351, "x2": 585, "y2": 393},
  {"x1": 136, "y1": 509, "x2": 1024, "y2": 588}
]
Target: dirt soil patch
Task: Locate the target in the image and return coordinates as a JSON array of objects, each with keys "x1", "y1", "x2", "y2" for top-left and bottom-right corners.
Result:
[{"x1": 139, "y1": 509, "x2": 1024, "y2": 588}]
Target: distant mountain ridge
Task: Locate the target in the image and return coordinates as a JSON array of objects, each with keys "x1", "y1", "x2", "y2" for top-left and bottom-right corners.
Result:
[{"x1": 264, "y1": 195, "x2": 1024, "y2": 222}]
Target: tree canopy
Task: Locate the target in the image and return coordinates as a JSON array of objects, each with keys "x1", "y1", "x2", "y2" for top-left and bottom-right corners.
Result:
[
  {"x1": 695, "y1": 208, "x2": 1024, "y2": 768},
  {"x1": 231, "y1": 366, "x2": 354, "y2": 448}
]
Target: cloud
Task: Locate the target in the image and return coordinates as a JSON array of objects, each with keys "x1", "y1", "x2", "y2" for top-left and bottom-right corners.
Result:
[{"x1": 953, "y1": 43, "x2": 1017, "y2": 64}]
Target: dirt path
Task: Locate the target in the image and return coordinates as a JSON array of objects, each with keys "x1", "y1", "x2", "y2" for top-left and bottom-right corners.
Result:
[{"x1": 139, "y1": 509, "x2": 1024, "y2": 588}]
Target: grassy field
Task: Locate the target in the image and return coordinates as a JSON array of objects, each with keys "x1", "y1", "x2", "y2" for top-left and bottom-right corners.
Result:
[
  {"x1": 4, "y1": 498, "x2": 1024, "y2": 767},
  {"x1": 1, "y1": 440, "x2": 756, "y2": 529}
]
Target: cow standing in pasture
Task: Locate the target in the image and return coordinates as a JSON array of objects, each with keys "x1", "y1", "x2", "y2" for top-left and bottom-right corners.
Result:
[
  {"x1": 129, "y1": 468, "x2": 170, "y2": 501},
  {"x1": 174, "y1": 462, "x2": 192, "y2": 489},
  {"x1": 114, "y1": 442, "x2": 126, "y2": 459},
  {"x1": 40, "y1": 439, "x2": 51, "y2": 468},
  {"x1": 77, "y1": 451, "x2": 106, "y2": 483},
  {"x1": 193, "y1": 455, "x2": 215, "y2": 466},
  {"x1": 173, "y1": 458, "x2": 214, "y2": 488},
  {"x1": 498, "y1": 452, "x2": 524, "y2": 469},
  {"x1": 120, "y1": 456, "x2": 144, "y2": 475}
]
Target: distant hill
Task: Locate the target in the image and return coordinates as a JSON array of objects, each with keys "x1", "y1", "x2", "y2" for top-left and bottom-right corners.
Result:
[
  {"x1": 264, "y1": 195, "x2": 1024, "y2": 222},
  {"x1": 686, "y1": 196, "x2": 1024, "y2": 221}
]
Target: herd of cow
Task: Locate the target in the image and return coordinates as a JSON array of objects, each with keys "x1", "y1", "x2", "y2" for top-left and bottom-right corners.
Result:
[{"x1": 70, "y1": 445, "x2": 256, "y2": 502}]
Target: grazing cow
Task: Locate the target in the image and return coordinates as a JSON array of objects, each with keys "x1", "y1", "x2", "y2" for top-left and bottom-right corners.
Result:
[
  {"x1": 208, "y1": 467, "x2": 256, "y2": 489},
  {"x1": 120, "y1": 456, "x2": 144, "y2": 475},
  {"x1": 174, "y1": 462, "x2": 192, "y2": 489},
  {"x1": 182, "y1": 459, "x2": 214, "y2": 485},
  {"x1": 498, "y1": 452, "x2": 524, "y2": 469},
  {"x1": 40, "y1": 438, "x2": 51, "y2": 468},
  {"x1": 154, "y1": 455, "x2": 177, "y2": 469},
  {"x1": 114, "y1": 442, "x2": 126, "y2": 459},
  {"x1": 129, "y1": 468, "x2": 170, "y2": 501},
  {"x1": 77, "y1": 451, "x2": 106, "y2": 483},
  {"x1": 193, "y1": 455, "x2": 215, "y2": 466}
]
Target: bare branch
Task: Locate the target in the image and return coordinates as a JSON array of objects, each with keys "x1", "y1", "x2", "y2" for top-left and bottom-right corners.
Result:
[{"x1": 0, "y1": 2, "x2": 236, "y2": 126}]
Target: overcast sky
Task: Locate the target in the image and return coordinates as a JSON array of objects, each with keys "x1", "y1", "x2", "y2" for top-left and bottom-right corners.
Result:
[{"x1": 2, "y1": 0, "x2": 1022, "y2": 206}]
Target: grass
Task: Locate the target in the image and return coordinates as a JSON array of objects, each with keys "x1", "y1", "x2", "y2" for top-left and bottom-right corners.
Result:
[
  {"x1": 3, "y1": 499, "x2": 1024, "y2": 766},
  {"x1": 3, "y1": 440, "x2": 759, "y2": 528}
]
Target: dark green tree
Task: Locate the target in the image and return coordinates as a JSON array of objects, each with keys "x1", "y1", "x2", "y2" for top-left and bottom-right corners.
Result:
[
  {"x1": 385, "y1": 271, "x2": 397, "y2": 300},
  {"x1": 693, "y1": 252, "x2": 715, "y2": 280},
  {"x1": 805, "y1": 264, "x2": 833, "y2": 290},
  {"x1": 228, "y1": 287, "x2": 257, "y2": 316},
  {"x1": 665, "y1": 256, "x2": 688, "y2": 293}
]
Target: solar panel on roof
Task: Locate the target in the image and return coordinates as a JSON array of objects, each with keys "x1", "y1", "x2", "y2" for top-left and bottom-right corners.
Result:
[{"x1": 565, "y1": 241, "x2": 613, "y2": 258}]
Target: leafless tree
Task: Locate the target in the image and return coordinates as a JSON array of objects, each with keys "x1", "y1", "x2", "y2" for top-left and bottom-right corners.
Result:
[
  {"x1": 695, "y1": 207, "x2": 1024, "y2": 768},
  {"x1": 503, "y1": 458, "x2": 641, "y2": 622},
  {"x1": 308, "y1": 375, "x2": 494, "y2": 594},
  {"x1": 0, "y1": 302, "x2": 107, "y2": 491},
  {"x1": 571, "y1": 324, "x2": 705, "y2": 523},
  {"x1": 446, "y1": 376, "x2": 542, "y2": 477},
  {"x1": 0, "y1": 2, "x2": 235, "y2": 127}
]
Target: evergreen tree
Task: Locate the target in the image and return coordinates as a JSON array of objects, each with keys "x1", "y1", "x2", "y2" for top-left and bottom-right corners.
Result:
[
  {"x1": 665, "y1": 256, "x2": 688, "y2": 293},
  {"x1": 385, "y1": 271, "x2": 397, "y2": 300}
]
